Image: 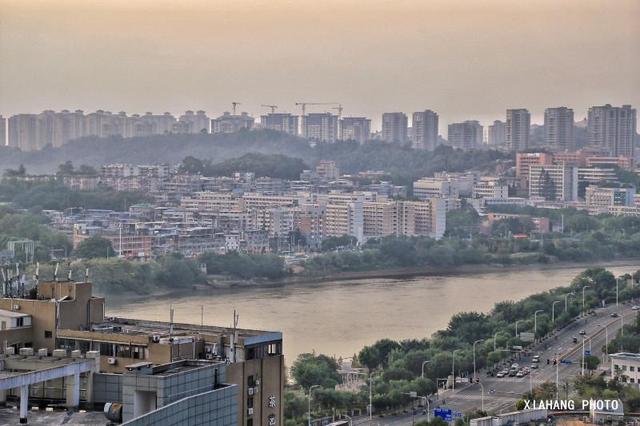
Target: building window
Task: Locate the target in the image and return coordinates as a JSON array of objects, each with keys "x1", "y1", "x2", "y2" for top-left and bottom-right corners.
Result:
[
  {"x1": 44, "y1": 331, "x2": 53, "y2": 339},
  {"x1": 248, "y1": 375, "x2": 255, "y2": 387},
  {"x1": 631, "y1": 366, "x2": 635, "y2": 372},
  {"x1": 16, "y1": 317, "x2": 24, "y2": 327},
  {"x1": 247, "y1": 420, "x2": 253, "y2": 426},
  {"x1": 100, "y1": 343, "x2": 115, "y2": 357}
]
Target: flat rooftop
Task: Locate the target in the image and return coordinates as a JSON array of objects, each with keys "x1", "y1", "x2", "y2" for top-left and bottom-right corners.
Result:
[
  {"x1": 105, "y1": 317, "x2": 281, "y2": 341},
  {"x1": 0, "y1": 407, "x2": 107, "y2": 426},
  {"x1": 610, "y1": 352, "x2": 640, "y2": 360}
]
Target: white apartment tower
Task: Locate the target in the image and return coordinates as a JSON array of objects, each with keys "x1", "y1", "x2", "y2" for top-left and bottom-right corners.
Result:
[
  {"x1": 411, "y1": 110, "x2": 439, "y2": 150},
  {"x1": 544, "y1": 107, "x2": 574, "y2": 151},
  {"x1": 587, "y1": 104, "x2": 636, "y2": 158}
]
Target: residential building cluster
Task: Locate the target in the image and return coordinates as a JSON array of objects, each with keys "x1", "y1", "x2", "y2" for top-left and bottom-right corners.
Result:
[
  {"x1": 32, "y1": 161, "x2": 444, "y2": 260},
  {"x1": 2, "y1": 104, "x2": 635, "y2": 159}
]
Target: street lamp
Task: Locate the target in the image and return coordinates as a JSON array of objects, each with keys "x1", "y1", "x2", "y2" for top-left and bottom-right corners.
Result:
[
  {"x1": 308, "y1": 385, "x2": 321, "y2": 426},
  {"x1": 421, "y1": 360, "x2": 431, "y2": 379},
  {"x1": 452, "y1": 349, "x2": 463, "y2": 391},
  {"x1": 473, "y1": 339, "x2": 484, "y2": 381},
  {"x1": 534, "y1": 310, "x2": 544, "y2": 337},
  {"x1": 616, "y1": 278, "x2": 620, "y2": 308},
  {"x1": 515, "y1": 320, "x2": 522, "y2": 337},
  {"x1": 582, "y1": 285, "x2": 591, "y2": 314},
  {"x1": 552, "y1": 301, "x2": 561, "y2": 323},
  {"x1": 564, "y1": 292, "x2": 575, "y2": 311},
  {"x1": 477, "y1": 381, "x2": 485, "y2": 412},
  {"x1": 597, "y1": 324, "x2": 609, "y2": 363}
]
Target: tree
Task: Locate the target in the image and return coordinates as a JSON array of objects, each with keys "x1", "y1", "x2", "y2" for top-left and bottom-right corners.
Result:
[
  {"x1": 57, "y1": 160, "x2": 75, "y2": 176},
  {"x1": 3, "y1": 164, "x2": 26, "y2": 177},
  {"x1": 584, "y1": 355, "x2": 600, "y2": 373},
  {"x1": 538, "y1": 169, "x2": 557, "y2": 201},
  {"x1": 290, "y1": 353, "x2": 341, "y2": 390},
  {"x1": 74, "y1": 236, "x2": 114, "y2": 259}
]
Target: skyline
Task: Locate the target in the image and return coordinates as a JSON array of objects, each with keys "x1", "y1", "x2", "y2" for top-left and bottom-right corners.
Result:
[{"x1": 1, "y1": 0, "x2": 639, "y2": 129}]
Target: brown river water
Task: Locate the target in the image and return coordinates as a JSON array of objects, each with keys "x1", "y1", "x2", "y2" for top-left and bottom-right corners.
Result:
[{"x1": 105, "y1": 262, "x2": 638, "y2": 363}]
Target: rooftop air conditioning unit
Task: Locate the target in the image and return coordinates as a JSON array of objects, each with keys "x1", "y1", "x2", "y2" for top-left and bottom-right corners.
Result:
[
  {"x1": 12, "y1": 304, "x2": 20, "y2": 311},
  {"x1": 205, "y1": 353, "x2": 214, "y2": 360},
  {"x1": 37, "y1": 348, "x2": 48, "y2": 357},
  {"x1": 247, "y1": 408, "x2": 254, "y2": 416},
  {"x1": 19, "y1": 347, "x2": 34, "y2": 356},
  {"x1": 4, "y1": 347, "x2": 15, "y2": 355},
  {"x1": 248, "y1": 388, "x2": 255, "y2": 396},
  {"x1": 107, "y1": 357, "x2": 117, "y2": 365},
  {"x1": 152, "y1": 335, "x2": 161, "y2": 343}
]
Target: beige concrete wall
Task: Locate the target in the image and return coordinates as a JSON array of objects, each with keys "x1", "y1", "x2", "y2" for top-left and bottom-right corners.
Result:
[{"x1": 0, "y1": 299, "x2": 56, "y2": 350}]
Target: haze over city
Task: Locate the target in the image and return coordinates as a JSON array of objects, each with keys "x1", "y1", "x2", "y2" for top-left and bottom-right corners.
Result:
[
  {"x1": 1, "y1": 0, "x2": 639, "y2": 128},
  {"x1": 0, "y1": 1, "x2": 640, "y2": 425}
]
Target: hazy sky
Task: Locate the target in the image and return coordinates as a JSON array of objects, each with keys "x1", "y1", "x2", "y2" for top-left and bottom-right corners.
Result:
[{"x1": 1, "y1": 0, "x2": 639, "y2": 131}]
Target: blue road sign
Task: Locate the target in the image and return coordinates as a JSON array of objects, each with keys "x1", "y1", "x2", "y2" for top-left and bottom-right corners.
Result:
[
  {"x1": 434, "y1": 408, "x2": 453, "y2": 422},
  {"x1": 584, "y1": 350, "x2": 591, "y2": 356}
]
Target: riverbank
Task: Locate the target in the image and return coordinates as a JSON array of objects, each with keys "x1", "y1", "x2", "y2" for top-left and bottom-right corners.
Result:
[{"x1": 199, "y1": 257, "x2": 640, "y2": 290}]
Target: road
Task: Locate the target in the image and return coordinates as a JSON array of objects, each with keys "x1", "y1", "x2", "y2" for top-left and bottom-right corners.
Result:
[
  {"x1": 442, "y1": 301, "x2": 636, "y2": 414},
  {"x1": 366, "y1": 300, "x2": 638, "y2": 425}
]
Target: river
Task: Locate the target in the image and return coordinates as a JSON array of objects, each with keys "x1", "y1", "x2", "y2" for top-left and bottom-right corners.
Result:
[{"x1": 105, "y1": 262, "x2": 638, "y2": 363}]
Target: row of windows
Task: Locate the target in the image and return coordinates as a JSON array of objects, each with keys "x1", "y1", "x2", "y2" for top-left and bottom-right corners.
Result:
[{"x1": 614, "y1": 364, "x2": 638, "y2": 372}]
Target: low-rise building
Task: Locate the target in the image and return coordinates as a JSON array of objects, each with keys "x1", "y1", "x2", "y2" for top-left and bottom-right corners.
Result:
[{"x1": 610, "y1": 352, "x2": 640, "y2": 386}]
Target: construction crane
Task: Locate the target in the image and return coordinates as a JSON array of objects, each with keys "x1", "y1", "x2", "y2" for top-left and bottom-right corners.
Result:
[
  {"x1": 332, "y1": 104, "x2": 343, "y2": 118},
  {"x1": 261, "y1": 104, "x2": 278, "y2": 114},
  {"x1": 295, "y1": 102, "x2": 340, "y2": 116},
  {"x1": 231, "y1": 102, "x2": 241, "y2": 115}
]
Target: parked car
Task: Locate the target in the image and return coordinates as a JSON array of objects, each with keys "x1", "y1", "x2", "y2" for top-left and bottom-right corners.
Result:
[
  {"x1": 632, "y1": 306, "x2": 639, "y2": 311},
  {"x1": 530, "y1": 363, "x2": 539, "y2": 369},
  {"x1": 610, "y1": 312, "x2": 619, "y2": 318}
]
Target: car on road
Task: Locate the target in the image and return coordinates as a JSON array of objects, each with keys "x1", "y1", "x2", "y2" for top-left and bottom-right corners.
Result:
[
  {"x1": 579, "y1": 330, "x2": 586, "y2": 335},
  {"x1": 530, "y1": 363, "x2": 538, "y2": 369},
  {"x1": 610, "y1": 312, "x2": 619, "y2": 318},
  {"x1": 532, "y1": 356, "x2": 540, "y2": 363},
  {"x1": 516, "y1": 370, "x2": 525, "y2": 378},
  {"x1": 572, "y1": 336, "x2": 578, "y2": 343},
  {"x1": 632, "y1": 306, "x2": 640, "y2": 311},
  {"x1": 508, "y1": 369, "x2": 518, "y2": 377},
  {"x1": 496, "y1": 370, "x2": 506, "y2": 378}
]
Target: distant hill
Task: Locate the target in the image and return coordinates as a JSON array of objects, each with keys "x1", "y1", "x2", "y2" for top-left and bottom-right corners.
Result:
[
  {"x1": 0, "y1": 130, "x2": 512, "y2": 186},
  {"x1": 0, "y1": 130, "x2": 313, "y2": 174}
]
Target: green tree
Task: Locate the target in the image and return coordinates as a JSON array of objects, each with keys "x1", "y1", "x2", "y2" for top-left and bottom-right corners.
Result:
[
  {"x1": 74, "y1": 236, "x2": 114, "y2": 259},
  {"x1": 538, "y1": 169, "x2": 557, "y2": 201},
  {"x1": 290, "y1": 353, "x2": 341, "y2": 390}
]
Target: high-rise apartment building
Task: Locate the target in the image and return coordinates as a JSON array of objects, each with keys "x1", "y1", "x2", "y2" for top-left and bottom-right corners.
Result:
[
  {"x1": 212, "y1": 112, "x2": 255, "y2": 134},
  {"x1": 411, "y1": 110, "x2": 439, "y2": 150},
  {"x1": 8, "y1": 114, "x2": 39, "y2": 151},
  {"x1": 544, "y1": 107, "x2": 574, "y2": 151},
  {"x1": 260, "y1": 113, "x2": 299, "y2": 136},
  {"x1": 340, "y1": 117, "x2": 371, "y2": 143},
  {"x1": 506, "y1": 109, "x2": 531, "y2": 152},
  {"x1": 488, "y1": 120, "x2": 506, "y2": 146},
  {"x1": 0, "y1": 115, "x2": 6, "y2": 146},
  {"x1": 587, "y1": 104, "x2": 636, "y2": 158},
  {"x1": 302, "y1": 113, "x2": 339, "y2": 143},
  {"x1": 178, "y1": 110, "x2": 210, "y2": 134},
  {"x1": 381, "y1": 112, "x2": 408, "y2": 143},
  {"x1": 447, "y1": 120, "x2": 483, "y2": 150}
]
